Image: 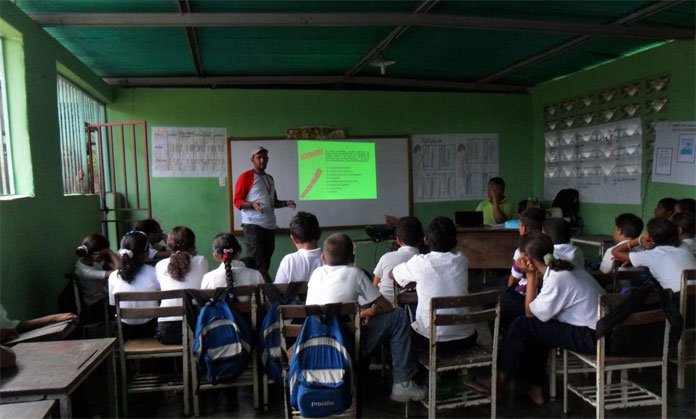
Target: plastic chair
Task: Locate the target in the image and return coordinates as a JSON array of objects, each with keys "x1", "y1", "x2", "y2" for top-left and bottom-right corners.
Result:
[
  {"x1": 114, "y1": 289, "x2": 190, "y2": 416},
  {"x1": 669, "y1": 269, "x2": 695, "y2": 389},
  {"x1": 417, "y1": 290, "x2": 500, "y2": 419},
  {"x1": 563, "y1": 293, "x2": 670, "y2": 419}
]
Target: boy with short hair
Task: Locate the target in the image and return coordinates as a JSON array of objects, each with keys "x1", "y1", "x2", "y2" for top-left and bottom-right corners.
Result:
[
  {"x1": 654, "y1": 197, "x2": 677, "y2": 219},
  {"x1": 672, "y1": 211, "x2": 696, "y2": 256},
  {"x1": 542, "y1": 218, "x2": 585, "y2": 269},
  {"x1": 475, "y1": 177, "x2": 514, "y2": 225},
  {"x1": 373, "y1": 216, "x2": 423, "y2": 304},
  {"x1": 599, "y1": 213, "x2": 644, "y2": 274},
  {"x1": 306, "y1": 233, "x2": 426, "y2": 402},
  {"x1": 274, "y1": 211, "x2": 323, "y2": 284},
  {"x1": 675, "y1": 198, "x2": 696, "y2": 215}
]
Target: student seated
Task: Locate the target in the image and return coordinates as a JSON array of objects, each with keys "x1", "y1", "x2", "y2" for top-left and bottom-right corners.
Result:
[
  {"x1": 374, "y1": 216, "x2": 423, "y2": 304},
  {"x1": 612, "y1": 217, "x2": 696, "y2": 292},
  {"x1": 599, "y1": 213, "x2": 644, "y2": 274},
  {"x1": 495, "y1": 231, "x2": 605, "y2": 405},
  {"x1": 542, "y1": 218, "x2": 585, "y2": 269},
  {"x1": 306, "y1": 233, "x2": 426, "y2": 402},
  {"x1": 108, "y1": 231, "x2": 160, "y2": 340},
  {"x1": 675, "y1": 198, "x2": 696, "y2": 215},
  {"x1": 274, "y1": 211, "x2": 323, "y2": 284},
  {"x1": 673, "y1": 211, "x2": 696, "y2": 256},
  {"x1": 654, "y1": 197, "x2": 677, "y2": 219},
  {"x1": 202, "y1": 233, "x2": 264, "y2": 300},
  {"x1": 391, "y1": 216, "x2": 477, "y2": 352},
  {"x1": 74, "y1": 233, "x2": 120, "y2": 321},
  {"x1": 135, "y1": 218, "x2": 171, "y2": 260},
  {"x1": 1, "y1": 304, "x2": 78, "y2": 369},
  {"x1": 155, "y1": 226, "x2": 209, "y2": 344},
  {"x1": 475, "y1": 177, "x2": 514, "y2": 225}
]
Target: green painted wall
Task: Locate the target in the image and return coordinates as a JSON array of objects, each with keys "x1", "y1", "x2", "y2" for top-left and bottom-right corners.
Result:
[
  {"x1": 0, "y1": 2, "x2": 113, "y2": 320},
  {"x1": 530, "y1": 40, "x2": 696, "y2": 236},
  {"x1": 108, "y1": 89, "x2": 533, "y2": 275}
]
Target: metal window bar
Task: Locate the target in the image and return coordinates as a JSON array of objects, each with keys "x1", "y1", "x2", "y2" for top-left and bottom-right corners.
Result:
[{"x1": 0, "y1": 40, "x2": 14, "y2": 195}]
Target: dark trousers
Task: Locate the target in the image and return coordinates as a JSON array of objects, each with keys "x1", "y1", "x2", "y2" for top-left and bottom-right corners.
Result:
[
  {"x1": 242, "y1": 223, "x2": 276, "y2": 277},
  {"x1": 498, "y1": 317, "x2": 596, "y2": 386},
  {"x1": 155, "y1": 321, "x2": 182, "y2": 345}
]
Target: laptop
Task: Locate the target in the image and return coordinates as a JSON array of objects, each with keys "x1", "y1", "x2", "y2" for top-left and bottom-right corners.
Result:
[{"x1": 455, "y1": 211, "x2": 484, "y2": 228}]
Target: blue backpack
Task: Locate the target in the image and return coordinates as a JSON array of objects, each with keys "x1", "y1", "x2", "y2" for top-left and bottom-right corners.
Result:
[
  {"x1": 189, "y1": 288, "x2": 253, "y2": 384},
  {"x1": 288, "y1": 304, "x2": 353, "y2": 417},
  {"x1": 259, "y1": 283, "x2": 304, "y2": 383}
]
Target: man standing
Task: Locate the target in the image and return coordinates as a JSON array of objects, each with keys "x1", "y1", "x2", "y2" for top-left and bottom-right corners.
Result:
[{"x1": 234, "y1": 146, "x2": 296, "y2": 277}]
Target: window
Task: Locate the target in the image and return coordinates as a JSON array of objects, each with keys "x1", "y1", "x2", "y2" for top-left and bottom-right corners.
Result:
[
  {"x1": 57, "y1": 75, "x2": 105, "y2": 194},
  {"x1": 0, "y1": 39, "x2": 13, "y2": 195}
]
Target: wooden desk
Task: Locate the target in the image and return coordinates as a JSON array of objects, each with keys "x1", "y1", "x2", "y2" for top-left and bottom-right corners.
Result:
[
  {"x1": 0, "y1": 338, "x2": 117, "y2": 418},
  {"x1": 570, "y1": 234, "x2": 614, "y2": 258},
  {"x1": 457, "y1": 227, "x2": 519, "y2": 269},
  {"x1": 0, "y1": 400, "x2": 56, "y2": 419}
]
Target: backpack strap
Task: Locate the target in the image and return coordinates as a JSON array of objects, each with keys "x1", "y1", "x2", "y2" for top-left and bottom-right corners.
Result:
[
  {"x1": 595, "y1": 279, "x2": 655, "y2": 338},
  {"x1": 260, "y1": 282, "x2": 304, "y2": 305},
  {"x1": 184, "y1": 288, "x2": 215, "y2": 332},
  {"x1": 306, "y1": 302, "x2": 342, "y2": 323},
  {"x1": 260, "y1": 283, "x2": 284, "y2": 304}
]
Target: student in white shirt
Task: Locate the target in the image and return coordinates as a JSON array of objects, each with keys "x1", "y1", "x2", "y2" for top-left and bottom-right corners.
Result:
[
  {"x1": 598, "y1": 213, "x2": 644, "y2": 274},
  {"x1": 391, "y1": 216, "x2": 476, "y2": 350},
  {"x1": 201, "y1": 233, "x2": 264, "y2": 300},
  {"x1": 612, "y1": 217, "x2": 696, "y2": 292},
  {"x1": 274, "y1": 211, "x2": 323, "y2": 284},
  {"x1": 306, "y1": 233, "x2": 426, "y2": 403},
  {"x1": 672, "y1": 211, "x2": 696, "y2": 256},
  {"x1": 155, "y1": 226, "x2": 209, "y2": 344},
  {"x1": 495, "y1": 231, "x2": 605, "y2": 405},
  {"x1": 108, "y1": 231, "x2": 160, "y2": 340},
  {"x1": 373, "y1": 216, "x2": 423, "y2": 304},
  {"x1": 542, "y1": 218, "x2": 585, "y2": 269}
]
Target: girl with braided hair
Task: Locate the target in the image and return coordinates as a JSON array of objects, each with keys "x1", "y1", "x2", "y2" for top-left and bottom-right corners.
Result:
[{"x1": 201, "y1": 233, "x2": 264, "y2": 302}]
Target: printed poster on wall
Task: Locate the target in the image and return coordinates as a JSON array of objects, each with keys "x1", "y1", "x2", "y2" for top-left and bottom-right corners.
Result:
[
  {"x1": 412, "y1": 133, "x2": 499, "y2": 202},
  {"x1": 544, "y1": 118, "x2": 642, "y2": 204},
  {"x1": 151, "y1": 126, "x2": 227, "y2": 177},
  {"x1": 652, "y1": 121, "x2": 696, "y2": 186}
]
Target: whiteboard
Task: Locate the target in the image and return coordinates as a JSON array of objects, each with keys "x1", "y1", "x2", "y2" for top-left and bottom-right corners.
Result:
[{"x1": 228, "y1": 137, "x2": 411, "y2": 231}]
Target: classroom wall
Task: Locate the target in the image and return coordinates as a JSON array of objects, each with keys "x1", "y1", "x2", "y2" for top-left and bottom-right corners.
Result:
[
  {"x1": 107, "y1": 89, "x2": 533, "y2": 275},
  {"x1": 0, "y1": 2, "x2": 113, "y2": 320},
  {"x1": 530, "y1": 40, "x2": 696, "y2": 236}
]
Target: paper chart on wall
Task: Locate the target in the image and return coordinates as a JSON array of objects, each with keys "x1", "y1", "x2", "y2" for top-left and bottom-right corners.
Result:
[
  {"x1": 652, "y1": 121, "x2": 696, "y2": 186},
  {"x1": 412, "y1": 133, "x2": 499, "y2": 202},
  {"x1": 544, "y1": 118, "x2": 642, "y2": 204},
  {"x1": 151, "y1": 127, "x2": 227, "y2": 177}
]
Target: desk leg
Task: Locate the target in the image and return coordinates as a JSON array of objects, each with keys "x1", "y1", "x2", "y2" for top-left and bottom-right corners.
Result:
[
  {"x1": 59, "y1": 395, "x2": 72, "y2": 418},
  {"x1": 109, "y1": 349, "x2": 119, "y2": 418}
]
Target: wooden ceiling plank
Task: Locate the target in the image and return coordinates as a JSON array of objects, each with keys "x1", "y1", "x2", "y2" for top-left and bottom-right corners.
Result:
[{"x1": 28, "y1": 12, "x2": 695, "y2": 40}]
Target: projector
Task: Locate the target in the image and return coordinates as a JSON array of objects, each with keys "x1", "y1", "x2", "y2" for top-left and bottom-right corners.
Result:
[{"x1": 365, "y1": 225, "x2": 396, "y2": 242}]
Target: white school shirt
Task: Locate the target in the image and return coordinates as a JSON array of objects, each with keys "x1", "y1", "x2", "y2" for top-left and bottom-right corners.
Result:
[
  {"x1": 74, "y1": 260, "x2": 108, "y2": 307},
  {"x1": 392, "y1": 251, "x2": 476, "y2": 342},
  {"x1": 306, "y1": 265, "x2": 381, "y2": 306},
  {"x1": 108, "y1": 265, "x2": 160, "y2": 325},
  {"x1": 553, "y1": 243, "x2": 585, "y2": 269},
  {"x1": 201, "y1": 260, "x2": 264, "y2": 302},
  {"x1": 511, "y1": 248, "x2": 526, "y2": 286},
  {"x1": 373, "y1": 245, "x2": 420, "y2": 304},
  {"x1": 529, "y1": 267, "x2": 605, "y2": 330},
  {"x1": 629, "y1": 245, "x2": 696, "y2": 291},
  {"x1": 598, "y1": 241, "x2": 644, "y2": 274},
  {"x1": 274, "y1": 248, "x2": 323, "y2": 284},
  {"x1": 680, "y1": 238, "x2": 696, "y2": 256},
  {"x1": 155, "y1": 255, "x2": 209, "y2": 322}
]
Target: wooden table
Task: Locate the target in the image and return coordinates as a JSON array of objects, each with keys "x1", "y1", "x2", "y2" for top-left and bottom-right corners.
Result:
[
  {"x1": 457, "y1": 227, "x2": 519, "y2": 269},
  {"x1": 0, "y1": 400, "x2": 56, "y2": 419},
  {"x1": 0, "y1": 338, "x2": 117, "y2": 418},
  {"x1": 570, "y1": 234, "x2": 614, "y2": 258}
]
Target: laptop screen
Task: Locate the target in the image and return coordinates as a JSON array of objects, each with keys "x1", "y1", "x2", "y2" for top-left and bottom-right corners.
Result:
[{"x1": 455, "y1": 211, "x2": 484, "y2": 228}]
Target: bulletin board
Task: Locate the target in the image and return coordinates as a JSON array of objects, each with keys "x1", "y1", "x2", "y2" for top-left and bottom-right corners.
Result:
[{"x1": 652, "y1": 121, "x2": 696, "y2": 185}]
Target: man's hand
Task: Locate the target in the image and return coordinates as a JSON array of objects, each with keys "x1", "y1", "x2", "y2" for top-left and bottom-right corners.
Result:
[
  {"x1": 286, "y1": 200, "x2": 297, "y2": 209},
  {"x1": 251, "y1": 201, "x2": 264, "y2": 212}
]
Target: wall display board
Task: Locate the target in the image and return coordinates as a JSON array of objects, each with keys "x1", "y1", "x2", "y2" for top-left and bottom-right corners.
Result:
[
  {"x1": 412, "y1": 134, "x2": 499, "y2": 202},
  {"x1": 152, "y1": 126, "x2": 227, "y2": 177},
  {"x1": 652, "y1": 121, "x2": 696, "y2": 186},
  {"x1": 228, "y1": 137, "x2": 411, "y2": 231},
  {"x1": 544, "y1": 118, "x2": 642, "y2": 204}
]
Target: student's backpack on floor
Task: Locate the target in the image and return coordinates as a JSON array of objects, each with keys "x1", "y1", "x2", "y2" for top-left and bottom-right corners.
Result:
[
  {"x1": 259, "y1": 282, "x2": 304, "y2": 383},
  {"x1": 188, "y1": 287, "x2": 253, "y2": 384},
  {"x1": 288, "y1": 304, "x2": 353, "y2": 417}
]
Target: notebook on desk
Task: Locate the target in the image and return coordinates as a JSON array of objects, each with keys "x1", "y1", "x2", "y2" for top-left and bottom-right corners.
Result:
[{"x1": 455, "y1": 211, "x2": 484, "y2": 228}]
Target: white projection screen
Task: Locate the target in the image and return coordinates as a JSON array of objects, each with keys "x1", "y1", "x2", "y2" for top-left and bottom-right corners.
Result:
[{"x1": 228, "y1": 137, "x2": 412, "y2": 232}]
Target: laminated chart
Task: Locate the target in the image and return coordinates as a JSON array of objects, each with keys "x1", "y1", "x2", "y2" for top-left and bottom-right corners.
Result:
[
  {"x1": 412, "y1": 134, "x2": 499, "y2": 202},
  {"x1": 544, "y1": 118, "x2": 642, "y2": 204},
  {"x1": 152, "y1": 126, "x2": 227, "y2": 177},
  {"x1": 652, "y1": 121, "x2": 696, "y2": 186}
]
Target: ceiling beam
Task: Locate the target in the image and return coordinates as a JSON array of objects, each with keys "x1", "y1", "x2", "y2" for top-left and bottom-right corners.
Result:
[
  {"x1": 101, "y1": 75, "x2": 528, "y2": 93},
  {"x1": 478, "y1": 0, "x2": 687, "y2": 83},
  {"x1": 28, "y1": 12, "x2": 695, "y2": 40},
  {"x1": 344, "y1": 0, "x2": 440, "y2": 78},
  {"x1": 177, "y1": 0, "x2": 204, "y2": 77}
]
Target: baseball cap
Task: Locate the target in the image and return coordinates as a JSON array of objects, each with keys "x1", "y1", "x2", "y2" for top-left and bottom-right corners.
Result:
[{"x1": 251, "y1": 146, "x2": 268, "y2": 157}]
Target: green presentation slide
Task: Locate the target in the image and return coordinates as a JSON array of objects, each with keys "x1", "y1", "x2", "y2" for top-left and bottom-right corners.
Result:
[{"x1": 297, "y1": 140, "x2": 377, "y2": 200}]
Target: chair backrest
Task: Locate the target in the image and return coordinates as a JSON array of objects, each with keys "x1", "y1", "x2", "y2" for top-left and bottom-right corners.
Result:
[
  {"x1": 115, "y1": 289, "x2": 185, "y2": 321},
  {"x1": 258, "y1": 283, "x2": 308, "y2": 310},
  {"x1": 193, "y1": 286, "x2": 258, "y2": 328},
  {"x1": 680, "y1": 269, "x2": 696, "y2": 330},
  {"x1": 428, "y1": 291, "x2": 500, "y2": 334}
]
